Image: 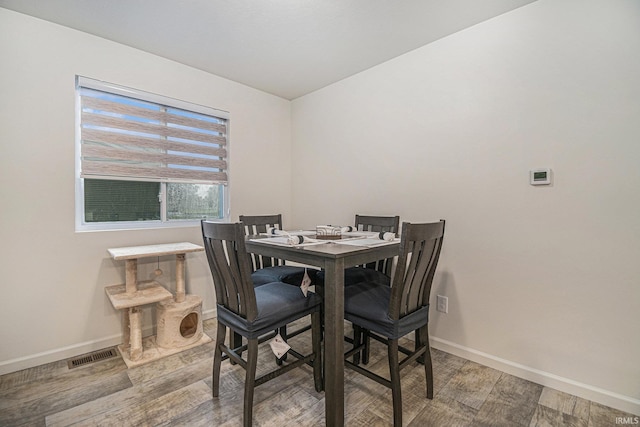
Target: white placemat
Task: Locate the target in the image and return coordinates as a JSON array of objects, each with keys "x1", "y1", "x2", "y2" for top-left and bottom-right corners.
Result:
[
  {"x1": 333, "y1": 237, "x2": 400, "y2": 247},
  {"x1": 259, "y1": 230, "x2": 316, "y2": 236},
  {"x1": 250, "y1": 237, "x2": 328, "y2": 247}
]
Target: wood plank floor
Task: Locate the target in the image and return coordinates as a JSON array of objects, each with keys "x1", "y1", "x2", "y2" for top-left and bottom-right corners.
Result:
[{"x1": 0, "y1": 318, "x2": 634, "y2": 426}]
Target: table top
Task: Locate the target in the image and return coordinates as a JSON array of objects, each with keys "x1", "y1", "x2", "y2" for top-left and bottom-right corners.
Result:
[
  {"x1": 245, "y1": 235, "x2": 399, "y2": 267},
  {"x1": 108, "y1": 242, "x2": 204, "y2": 260}
]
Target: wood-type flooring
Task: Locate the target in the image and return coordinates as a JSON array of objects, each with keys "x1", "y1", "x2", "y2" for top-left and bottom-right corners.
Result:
[{"x1": 0, "y1": 318, "x2": 635, "y2": 426}]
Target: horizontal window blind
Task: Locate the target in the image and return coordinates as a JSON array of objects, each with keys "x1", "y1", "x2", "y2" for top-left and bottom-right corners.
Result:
[{"x1": 78, "y1": 78, "x2": 228, "y2": 184}]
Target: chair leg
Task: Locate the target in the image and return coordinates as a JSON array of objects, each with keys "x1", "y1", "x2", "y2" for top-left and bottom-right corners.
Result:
[
  {"x1": 212, "y1": 322, "x2": 226, "y2": 397},
  {"x1": 314, "y1": 283, "x2": 325, "y2": 338},
  {"x1": 277, "y1": 326, "x2": 288, "y2": 365},
  {"x1": 388, "y1": 338, "x2": 402, "y2": 427},
  {"x1": 415, "y1": 329, "x2": 424, "y2": 364},
  {"x1": 243, "y1": 338, "x2": 259, "y2": 427},
  {"x1": 311, "y1": 311, "x2": 324, "y2": 392},
  {"x1": 419, "y1": 326, "x2": 434, "y2": 399},
  {"x1": 352, "y1": 325, "x2": 362, "y2": 365},
  {"x1": 231, "y1": 330, "x2": 243, "y2": 365},
  {"x1": 362, "y1": 328, "x2": 370, "y2": 365}
]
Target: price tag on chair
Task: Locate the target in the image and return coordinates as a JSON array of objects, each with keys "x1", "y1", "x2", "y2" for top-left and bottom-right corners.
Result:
[
  {"x1": 269, "y1": 334, "x2": 291, "y2": 359},
  {"x1": 300, "y1": 269, "x2": 311, "y2": 297}
]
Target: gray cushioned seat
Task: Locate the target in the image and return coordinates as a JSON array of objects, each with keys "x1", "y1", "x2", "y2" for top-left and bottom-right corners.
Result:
[
  {"x1": 344, "y1": 281, "x2": 429, "y2": 340},
  {"x1": 316, "y1": 267, "x2": 390, "y2": 288},
  {"x1": 217, "y1": 281, "x2": 322, "y2": 339},
  {"x1": 251, "y1": 265, "x2": 317, "y2": 287}
]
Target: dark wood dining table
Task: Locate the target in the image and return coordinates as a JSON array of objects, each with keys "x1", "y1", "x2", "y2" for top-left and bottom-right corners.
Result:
[{"x1": 245, "y1": 235, "x2": 400, "y2": 427}]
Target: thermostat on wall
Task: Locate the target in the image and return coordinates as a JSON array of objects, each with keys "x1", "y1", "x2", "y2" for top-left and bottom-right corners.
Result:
[{"x1": 530, "y1": 168, "x2": 551, "y2": 185}]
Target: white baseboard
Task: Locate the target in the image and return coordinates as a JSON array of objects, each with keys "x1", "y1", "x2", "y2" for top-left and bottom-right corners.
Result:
[
  {"x1": 0, "y1": 333, "x2": 126, "y2": 376},
  {"x1": 202, "y1": 308, "x2": 216, "y2": 320},
  {"x1": 0, "y1": 309, "x2": 219, "y2": 376},
  {"x1": 430, "y1": 336, "x2": 640, "y2": 416}
]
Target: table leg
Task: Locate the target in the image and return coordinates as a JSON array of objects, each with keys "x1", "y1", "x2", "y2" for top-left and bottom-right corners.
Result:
[{"x1": 323, "y1": 258, "x2": 345, "y2": 427}]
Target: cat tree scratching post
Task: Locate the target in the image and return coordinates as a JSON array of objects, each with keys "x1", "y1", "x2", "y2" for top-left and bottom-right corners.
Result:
[{"x1": 105, "y1": 242, "x2": 211, "y2": 368}]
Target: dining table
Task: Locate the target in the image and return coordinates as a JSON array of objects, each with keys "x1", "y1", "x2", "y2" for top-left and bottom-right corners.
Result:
[{"x1": 244, "y1": 233, "x2": 400, "y2": 427}]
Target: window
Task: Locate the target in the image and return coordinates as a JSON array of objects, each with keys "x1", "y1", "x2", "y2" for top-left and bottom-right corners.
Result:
[{"x1": 75, "y1": 76, "x2": 229, "y2": 231}]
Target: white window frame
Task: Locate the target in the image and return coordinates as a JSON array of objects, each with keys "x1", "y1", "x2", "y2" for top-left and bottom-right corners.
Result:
[{"x1": 75, "y1": 76, "x2": 230, "y2": 232}]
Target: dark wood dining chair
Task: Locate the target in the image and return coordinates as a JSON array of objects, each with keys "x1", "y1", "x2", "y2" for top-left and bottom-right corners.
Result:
[
  {"x1": 328, "y1": 215, "x2": 400, "y2": 364},
  {"x1": 201, "y1": 221, "x2": 323, "y2": 427},
  {"x1": 239, "y1": 214, "x2": 321, "y2": 362},
  {"x1": 346, "y1": 214, "x2": 400, "y2": 285},
  {"x1": 343, "y1": 220, "x2": 445, "y2": 427},
  {"x1": 315, "y1": 214, "x2": 400, "y2": 288},
  {"x1": 239, "y1": 214, "x2": 319, "y2": 287}
]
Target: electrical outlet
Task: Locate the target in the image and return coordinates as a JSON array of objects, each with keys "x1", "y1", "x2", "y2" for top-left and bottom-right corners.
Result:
[{"x1": 436, "y1": 295, "x2": 448, "y2": 313}]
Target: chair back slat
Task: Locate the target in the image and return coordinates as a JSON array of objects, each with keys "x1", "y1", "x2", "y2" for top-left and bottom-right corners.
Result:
[
  {"x1": 355, "y1": 214, "x2": 399, "y2": 233},
  {"x1": 354, "y1": 215, "x2": 400, "y2": 274},
  {"x1": 402, "y1": 241, "x2": 424, "y2": 311},
  {"x1": 202, "y1": 221, "x2": 258, "y2": 321},
  {"x1": 390, "y1": 221, "x2": 445, "y2": 320},
  {"x1": 239, "y1": 214, "x2": 285, "y2": 270}
]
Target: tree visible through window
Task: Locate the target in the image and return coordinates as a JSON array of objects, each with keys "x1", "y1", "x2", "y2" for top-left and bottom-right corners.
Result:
[
  {"x1": 76, "y1": 76, "x2": 229, "y2": 230},
  {"x1": 166, "y1": 183, "x2": 221, "y2": 221}
]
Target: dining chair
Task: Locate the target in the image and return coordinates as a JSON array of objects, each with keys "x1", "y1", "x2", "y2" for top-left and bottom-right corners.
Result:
[
  {"x1": 343, "y1": 220, "x2": 445, "y2": 427},
  {"x1": 239, "y1": 214, "x2": 319, "y2": 287},
  {"x1": 201, "y1": 221, "x2": 323, "y2": 427},
  {"x1": 315, "y1": 214, "x2": 399, "y2": 289},
  {"x1": 239, "y1": 214, "x2": 321, "y2": 362},
  {"x1": 347, "y1": 214, "x2": 400, "y2": 285},
  {"x1": 328, "y1": 214, "x2": 400, "y2": 364}
]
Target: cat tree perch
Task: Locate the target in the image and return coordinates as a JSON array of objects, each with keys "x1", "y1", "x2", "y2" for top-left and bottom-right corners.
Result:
[{"x1": 105, "y1": 242, "x2": 211, "y2": 368}]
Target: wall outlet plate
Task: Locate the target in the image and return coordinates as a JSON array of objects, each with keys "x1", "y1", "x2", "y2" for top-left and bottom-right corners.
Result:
[{"x1": 436, "y1": 295, "x2": 448, "y2": 313}]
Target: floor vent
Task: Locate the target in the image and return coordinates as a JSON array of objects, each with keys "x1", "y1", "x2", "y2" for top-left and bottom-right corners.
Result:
[{"x1": 67, "y1": 347, "x2": 119, "y2": 369}]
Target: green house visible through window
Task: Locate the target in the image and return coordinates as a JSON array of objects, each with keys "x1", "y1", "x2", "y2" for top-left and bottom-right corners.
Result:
[{"x1": 76, "y1": 76, "x2": 229, "y2": 231}]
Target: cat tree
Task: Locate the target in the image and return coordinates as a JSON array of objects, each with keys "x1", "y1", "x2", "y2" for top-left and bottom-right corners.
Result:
[{"x1": 105, "y1": 242, "x2": 211, "y2": 368}]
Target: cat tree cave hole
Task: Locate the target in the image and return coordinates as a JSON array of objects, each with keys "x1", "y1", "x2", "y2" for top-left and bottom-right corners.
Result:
[{"x1": 180, "y1": 312, "x2": 199, "y2": 338}]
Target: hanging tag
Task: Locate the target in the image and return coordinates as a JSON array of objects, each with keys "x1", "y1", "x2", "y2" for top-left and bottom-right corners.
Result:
[
  {"x1": 269, "y1": 334, "x2": 291, "y2": 359},
  {"x1": 300, "y1": 268, "x2": 311, "y2": 297}
]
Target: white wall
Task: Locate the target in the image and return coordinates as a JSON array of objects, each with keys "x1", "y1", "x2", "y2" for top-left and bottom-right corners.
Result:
[
  {"x1": 291, "y1": 0, "x2": 640, "y2": 414},
  {"x1": 0, "y1": 9, "x2": 293, "y2": 372}
]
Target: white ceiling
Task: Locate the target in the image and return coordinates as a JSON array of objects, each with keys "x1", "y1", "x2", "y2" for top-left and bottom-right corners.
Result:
[{"x1": 1, "y1": 0, "x2": 536, "y2": 99}]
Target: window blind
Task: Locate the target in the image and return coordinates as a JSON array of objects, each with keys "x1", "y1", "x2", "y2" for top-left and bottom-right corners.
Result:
[{"x1": 78, "y1": 78, "x2": 228, "y2": 185}]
